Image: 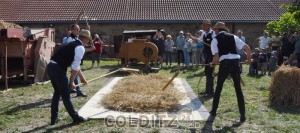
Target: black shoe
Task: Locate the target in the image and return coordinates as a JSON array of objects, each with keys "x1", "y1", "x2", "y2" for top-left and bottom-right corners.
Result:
[
  {"x1": 69, "y1": 89, "x2": 76, "y2": 94},
  {"x1": 240, "y1": 116, "x2": 246, "y2": 122},
  {"x1": 207, "y1": 115, "x2": 215, "y2": 122},
  {"x1": 73, "y1": 116, "x2": 86, "y2": 124},
  {"x1": 204, "y1": 93, "x2": 214, "y2": 98},
  {"x1": 76, "y1": 93, "x2": 87, "y2": 97},
  {"x1": 199, "y1": 92, "x2": 207, "y2": 95},
  {"x1": 50, "y1": 117, "x2": 63, "y2": 125}
]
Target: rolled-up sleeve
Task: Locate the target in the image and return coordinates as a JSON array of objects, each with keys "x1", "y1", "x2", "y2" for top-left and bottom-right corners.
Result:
[
  {"x1": 211, "y1": 38, "x2": 218, "y2": 55},
  {"x1": 71, "y1": 46, "x2": 85, "y2": 71},
  {"x1": 234, "y1": 36, "x2": 246, "y2": 50}
]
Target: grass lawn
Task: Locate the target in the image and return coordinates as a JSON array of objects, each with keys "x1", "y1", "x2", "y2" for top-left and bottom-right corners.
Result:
[{"x1": 0, "y1": 59, "x2": 299, "y2": 133}]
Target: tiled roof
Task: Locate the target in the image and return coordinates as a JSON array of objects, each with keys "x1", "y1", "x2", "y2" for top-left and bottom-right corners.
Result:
[{"x1": 0, "y1": 0, "x2": 294, "y2": 23}]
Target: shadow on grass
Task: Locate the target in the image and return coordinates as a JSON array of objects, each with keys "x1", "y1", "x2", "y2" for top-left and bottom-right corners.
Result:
[
  {"x1": 214, "y1": 122, "x2": 243, "y2": 133},
  {"x1": 0, "y1": 99, "x2": 51, "y2": 115},
  {"x1": 0, "y1": 77, "x2": 35, "y2": 90},
  {"x1": 21, "y1": 123, "x2": 76, "y2": 133},
  {"x1": 247, "y1": 73, "x2": 268, "y2": 79},
  {"x1": 269, "y1": 105, "x2": 300, "y2": 114},
  {"x1": 201, "y1": 120, "x2": 243, "y2": 133},
  {"x1": 257, "y1": 87, "x2": 268, "y2": 91},
  {"x1": 46, "y1": 123, "x2": 76, "y2": 132}
]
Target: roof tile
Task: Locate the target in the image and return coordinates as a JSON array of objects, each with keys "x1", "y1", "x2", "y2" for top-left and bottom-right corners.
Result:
[{"x1": 0, "y1": 0, "x2": 293, "y2": 23}]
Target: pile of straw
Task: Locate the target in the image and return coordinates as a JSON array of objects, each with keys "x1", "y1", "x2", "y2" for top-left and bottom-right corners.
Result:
[
  {"x1": 0, "y1": 20, "x2": 22, "y2": 29},
  {"x1": 101, "y1": 74, "x2": 183, "y2": 112},
  {"x1": 269, "y1": 65, "x2": 300, "y2": 108}
]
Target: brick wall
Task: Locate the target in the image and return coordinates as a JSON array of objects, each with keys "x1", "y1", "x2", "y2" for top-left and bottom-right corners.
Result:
[{"x1": 22, "y1": 22, "x2": 267, "y2": 56}]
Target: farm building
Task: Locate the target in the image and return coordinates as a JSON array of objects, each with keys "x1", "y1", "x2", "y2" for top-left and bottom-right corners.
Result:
[{"x1": 0, "y1": 0, "x2": 294, "y2": 57}]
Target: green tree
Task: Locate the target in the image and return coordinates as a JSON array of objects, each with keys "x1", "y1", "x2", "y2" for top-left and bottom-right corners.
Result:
[{"x1": 266, "y1": 1, "x2": 300, "y2": 35}]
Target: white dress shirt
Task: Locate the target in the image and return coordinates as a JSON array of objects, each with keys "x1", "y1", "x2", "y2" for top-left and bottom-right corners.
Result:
[
  {"x1": 71, "y1": 40, "x2": 85, "y2": 71},
  {"x1": 211, "y1": 31, "x2": 246, "y2": 61}
]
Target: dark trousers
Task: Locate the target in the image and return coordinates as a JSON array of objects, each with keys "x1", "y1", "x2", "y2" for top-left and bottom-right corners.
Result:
[
  {"x1": 296, "y1": 53, "x2": 300, "y2": 68},
  {"x1": 210, "y1": 59, "x2": 245, "y2": 117},
  {"x1": 177, "y1": 50, "x2": 184, "y2": 65},
  {"x1": 204, "y1": 54, "x2": 214, "y2": 94},
  {"x1": 47, "y1": 63, "x2": 80, "y2": 121}
]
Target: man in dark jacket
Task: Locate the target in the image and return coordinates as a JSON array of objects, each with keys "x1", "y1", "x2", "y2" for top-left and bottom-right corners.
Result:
[{"x1": 47, "y1": 29, "x2": 92, "y2": 125}]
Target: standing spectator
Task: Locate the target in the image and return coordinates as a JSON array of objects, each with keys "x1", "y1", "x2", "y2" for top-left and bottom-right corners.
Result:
[
  {"x1": 64, "y1": 24, "x2": 87, "y2": 97},
  {"x1": 90, "y1": 34, "x2": 103, "y2": 68},
  {"x1": 257, "y1": 32, "x2": 270, "y2": 50},
  {"x1": 201, "y1": 20, "x2": 216, "y2": 97},
  {"x1": 291, "y1": 30, "x2": 300, "y2": 68},
  {"x1": 236, "y1": 30, "x2": 246, "y2": 72},
  {"x1": 191, "y1": 34, "x2": 198, "y2": 66},
  {"x1": 62, "y1": 31, "x2": 71, "y2": 45},
  {"x1": 175, "y1": 31, "x2": 185, "y2": 66},
  {"x1": 196, "y1": 30, "x2": 205, "y2": 64},
  {"x1": 47, "y1": 29, "x2": 92, "y2": 125},
  {"x1": 188, "y1": 30, "x2": 205, "y2": 65},
  {"x1": 288, "y1": 31, "x2": 296, "y2": 56},
  {"x1": 64, "y1": 24, "x2": 95, "y2": 97},
  {"x1": 208, "y1": 22, "x2": 252, "y2": 122},
  {"x1": 184, "y1": 33, "x2": 192, "y2": 66},
  {"x1": 164, "y1": 35, "x2": 174, "y2": 67},
  {"x1": 153, "y1": 29, "x2": 165, "y2": 67},
  {"x1": 281, "y1": 33, "x2": 291, "y2": 58},
  {"x1": 270, "y1": 31, "x2": 282, "y2": 51}
]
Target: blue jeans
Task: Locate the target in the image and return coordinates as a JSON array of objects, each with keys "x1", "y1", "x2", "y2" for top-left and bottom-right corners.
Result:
[
  {"x1": 183, "y1": 48, "x2": 190, "y2": 66},
  {"x1": 196, "y1": 47, "x2": 204, "y2": 64},
  {"x1": 165, "y1": 51, "x2": 173, "y2": 65},
  {"x1": 47, "y1": 63, "x2": 81, "y2": 121},
  {"x1": 74, "y1": 76, "x2": 83, "y2": 95}
]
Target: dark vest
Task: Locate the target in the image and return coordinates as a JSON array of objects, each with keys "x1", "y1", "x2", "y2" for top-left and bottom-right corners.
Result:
[
  {"x1": 51, "y1": 40, "x2": 82, "y2": 71},
  {"x1": 215, "y1": 32, "x2": 237, "y2": 57},
  {"x1": 203, "y1": 32, "x2": 213, "y2": 56}
]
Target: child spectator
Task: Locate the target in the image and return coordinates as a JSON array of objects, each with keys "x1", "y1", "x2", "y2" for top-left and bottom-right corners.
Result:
[
  {"x1": 259, "y1": 49, "x2": 268, "y2": 75},
  {"x1": 249, "y1": 48, "x2": 260, "y2": 76},
  {"x1": 268, "y1": 51, "x2": 278, "y2": 75}
]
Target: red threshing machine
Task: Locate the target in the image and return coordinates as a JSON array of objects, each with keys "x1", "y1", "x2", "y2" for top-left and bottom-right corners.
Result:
[{"x1": 0, "y1": 28, "x2": 55, "y2": 90}]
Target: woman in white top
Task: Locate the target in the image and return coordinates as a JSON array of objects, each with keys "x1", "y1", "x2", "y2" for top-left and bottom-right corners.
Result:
[{"x1": 164, "y1": 35, "x2": 174, "y2": 67}]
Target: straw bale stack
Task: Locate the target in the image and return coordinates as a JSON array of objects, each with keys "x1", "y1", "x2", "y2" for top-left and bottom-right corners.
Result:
[
  {"x1": 0, "y1": 20, "x2": 22, "y2": 29},
  {"x1": 101, "y1": 74, "x2": 183, "y2": 112},
  {"x1": 269, "y1": 65, "x2": 300, "y2": 108}
]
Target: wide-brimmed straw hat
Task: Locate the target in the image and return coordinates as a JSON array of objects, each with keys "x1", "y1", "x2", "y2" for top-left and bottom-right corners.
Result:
[
  {"x1": 213, "y1": 22, "x2": 228, "y2": 31},
  {"x1": 79, "y1": 29, "x2": 92, "y2": 40}
]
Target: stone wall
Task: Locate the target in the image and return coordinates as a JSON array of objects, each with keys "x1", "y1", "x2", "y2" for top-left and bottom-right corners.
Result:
[{"x1": 21, "y1": 22, "x2": 267, "y2": 57}]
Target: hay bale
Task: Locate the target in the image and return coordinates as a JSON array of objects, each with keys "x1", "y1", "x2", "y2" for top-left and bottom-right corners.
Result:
[
  {"x1": 0, "y1": 20, "x2": 22, "y2": 29},
  {"x1": 101, "y1": 73, "x2": 183, "y2": 112},
  {"x1": 269, "y1": 65, "x2": 300, "y2": 108}
]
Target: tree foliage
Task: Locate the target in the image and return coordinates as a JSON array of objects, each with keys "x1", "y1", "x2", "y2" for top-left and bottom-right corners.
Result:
[{"x1": 266, "y1": 1, "x2": 300, "y2": 35}]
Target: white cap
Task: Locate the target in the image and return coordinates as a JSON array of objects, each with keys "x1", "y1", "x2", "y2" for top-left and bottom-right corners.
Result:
[{"x1": 179, "y1": 31, "x2": 184, "y2": 34}]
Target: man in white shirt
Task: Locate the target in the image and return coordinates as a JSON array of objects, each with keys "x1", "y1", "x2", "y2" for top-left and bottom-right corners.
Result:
[
  {"x1": 208, "y1": 22, "x2": 251, "y2": 123},
  {"x1": 201, "y1": 20, "x2": 216, "y2": 97},
  {"x1": 257, "y1": 32, "x2": 270, "y2": 49}
]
